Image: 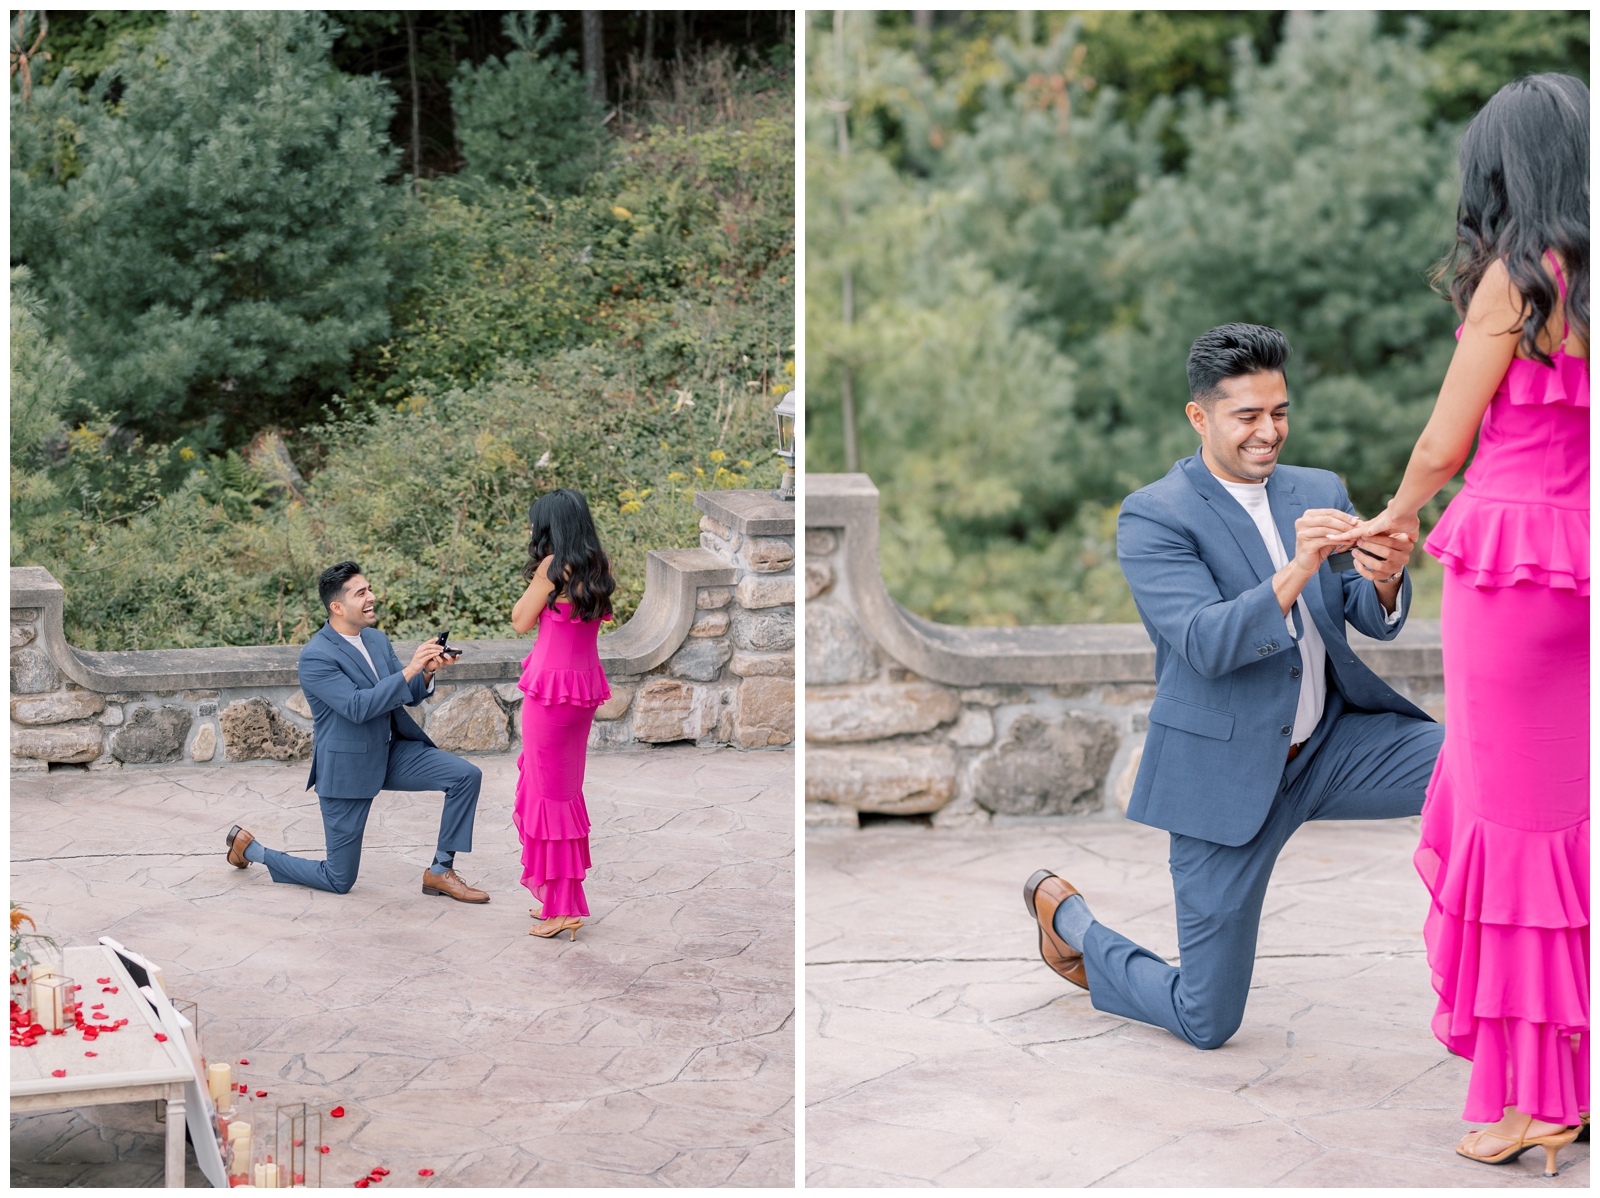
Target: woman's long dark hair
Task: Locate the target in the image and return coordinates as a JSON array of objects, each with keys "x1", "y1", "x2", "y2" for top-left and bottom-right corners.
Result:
[
  {"x1": 1436, "y1": 72, "x2": 1589, "y2": 366},
  {"x1": 523, "y1": 488, "x2": 615, "y2": 622}
]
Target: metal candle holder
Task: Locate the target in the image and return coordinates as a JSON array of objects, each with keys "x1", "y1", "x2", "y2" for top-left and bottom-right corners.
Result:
[{"x1": 276, "y1": 1102, "x2": 324, "y2": 1187}]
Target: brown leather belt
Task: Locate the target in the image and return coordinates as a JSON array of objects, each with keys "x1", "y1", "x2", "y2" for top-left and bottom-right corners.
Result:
[{"x1": 1286, "y1": 739, "x2": 1308, "y2": 764}]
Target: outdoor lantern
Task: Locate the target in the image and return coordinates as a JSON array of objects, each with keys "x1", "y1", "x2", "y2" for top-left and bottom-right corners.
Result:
[
  {"x1": 772, "y1": 390, "x2": 797, "y2": 500},
  {"x1": 225, "y1": 1120, "x2": 253, "y2": 1187},
  {"x1": 276, "y1": 1102, "x2": 325, "y2": 1188},
  {"x1": 32, "y1": 975, "x2": 74, "y2": 1033}
]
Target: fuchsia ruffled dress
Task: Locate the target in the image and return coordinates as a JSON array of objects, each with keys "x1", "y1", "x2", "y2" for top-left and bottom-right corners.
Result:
[
  {"x1": 514, "y1": 602, "x2": 611, "y2": 918},
  {"x1": 1416, "y1": 253, "x2": 1589, "y2": 1126}
]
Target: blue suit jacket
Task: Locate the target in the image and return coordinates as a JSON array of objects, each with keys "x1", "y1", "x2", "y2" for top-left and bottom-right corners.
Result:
[
  {"x1": 1117, "y1": 453, "x2": 1431, "y2": 847},
  {"x1": 298, "y1": 623, "x2": 434, "y2": 800}
]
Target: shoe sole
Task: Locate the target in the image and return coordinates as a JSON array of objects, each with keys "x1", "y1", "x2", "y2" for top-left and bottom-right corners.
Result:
[{"x1": 422, "y1": 884, "x2": 490, "y2": 903}]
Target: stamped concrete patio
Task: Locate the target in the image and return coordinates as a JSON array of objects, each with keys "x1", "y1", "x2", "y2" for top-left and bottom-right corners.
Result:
[
  {"x1": 11, "y1": 744, "x2": 794, "y2": 1187},
  {"x1": 806, "y1": 816, "x2": 1589, "y2": 1188}
]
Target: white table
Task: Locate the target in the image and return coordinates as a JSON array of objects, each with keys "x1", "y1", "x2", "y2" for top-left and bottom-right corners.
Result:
[{"x1": 11, "y1": 945, "x2": 197, "y2": 1187}]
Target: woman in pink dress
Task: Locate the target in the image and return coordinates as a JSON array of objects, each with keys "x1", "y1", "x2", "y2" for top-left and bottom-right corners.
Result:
[
  {"x1": 509, "y1": 488, "x2": 615, "y2": 940},
  {"x1": 1349, "y1": 73, "x2": 1588, "y2": 1173}
]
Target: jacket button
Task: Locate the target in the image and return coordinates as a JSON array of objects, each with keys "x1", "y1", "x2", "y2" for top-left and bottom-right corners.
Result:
[
  {"x1": 1281, "y1": 725, "x2": 1293, "y2": 736},
  {"x1": 1290, "y1": 667, "x2": 1301, "y2": 678},
  {"x1": 1270, "y1": 641, "x2": 1280, "y2": 650},
  {"x1": 1257, "y1": 646, "x2": 1270, "y2": 656}
]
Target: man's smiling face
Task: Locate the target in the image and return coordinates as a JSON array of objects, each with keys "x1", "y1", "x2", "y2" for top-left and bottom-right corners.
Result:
[
  {"x1": 1186, "y1": 371, "x2": 1289, "y2": 484},
  {"x1": 332, "y1": 574, "x2": 379, "y2": 629}
]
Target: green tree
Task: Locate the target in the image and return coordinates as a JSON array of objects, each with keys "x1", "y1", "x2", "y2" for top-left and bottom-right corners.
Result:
[
  {"x1": 449, "y1": 11, "x2": 608, "y2": 194},
  {"x1": 11, "y1": 10, "x2": 404, "y2": 444}
]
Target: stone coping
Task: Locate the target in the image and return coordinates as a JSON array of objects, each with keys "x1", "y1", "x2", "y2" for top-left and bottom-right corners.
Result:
[
  {"x1": 806, "y1": 473, "x2": 1442, "y2": 685},
  {"x1": 11, "y1": 546, "x2": 735, "y2": 694},
  {"x1": 695, "y1": 488, "x2": 795, "y2": 536}
]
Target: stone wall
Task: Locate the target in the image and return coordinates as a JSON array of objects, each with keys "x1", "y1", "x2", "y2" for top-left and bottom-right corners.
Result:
[
  {"x1": 11, "y1": 491, "x2": 794, "y2": 772},
  {"x1": 805, "y1": 474, "x2": 1445, "y2": 829}
]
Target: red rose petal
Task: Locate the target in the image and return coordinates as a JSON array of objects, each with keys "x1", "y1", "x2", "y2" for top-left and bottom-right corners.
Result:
[
  {"x1": 50, "y1": 1029, "x2": 65, "y2": 1036},
  {"x1": 293, "y1": 1139, "x2": 304, "y2": 1148},
  {"x1": 238, "y1": 1058, "x2": 249, "y2": 1065},
  {"x1": 29, "y1": 1023, "x2": 45, "y2": 1035},
  {"x1": 417, "y1": 1169, "x2": 434, "y2": 1177},
  {"x1": 51, "y1": 1069, "x2": 66, "y2": 1077},
  {"x1": 239, "y1": 1083, "x2": 248, "y2": 1093},
  {"x1": 329, "y1": 1105, "x2": 345, "y2": 1118},
  {"x1": 319, "y1": 1146, "x2": 331, "y2": 1155},
  {"x1": 255, "y1": 1090, "x2": 267, "y2": 1098},
  {"x1": 354, "y1": 1180, "x2": 370, "y2": 1189},
  {"x1": 293, "y1": 1175, "x2": 304, "y2": 1185},
  {"x1": 154, "y1": 1033, "x2": 168, "y2": 1042},
  {"x1": 85, "y1": 1051, "x2": 98, "y2": 1057},
  {"x1": 372, "y1": 1168, "x2": 389, "y2": 1177},
  {"x1": 96, "y1": 978, "x2": 110, "y2": 984}
]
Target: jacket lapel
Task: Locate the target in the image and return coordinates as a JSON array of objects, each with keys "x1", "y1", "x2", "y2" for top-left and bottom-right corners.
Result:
[
  {"x1": 1179, "y1": 453, "x2": 1277, "y2": 584},
  {"x1": 320, "y1": 622, "x2": 378, "y2": 684}
]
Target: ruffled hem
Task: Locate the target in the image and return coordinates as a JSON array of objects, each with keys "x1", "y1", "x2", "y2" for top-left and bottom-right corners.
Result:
[
  {"x1": 526, "y1": 876, "x2": 589, "y2": 918},
  {"x1": 1426, "y1": 494, "x2": 1589, "y2": 596},
  {"x1": 512, "y1": 793, "x2": 591, "y2": 841},
  {"x1": 1416, "y1": 766, "x2": 1591, "y2": 1123},
  {"x1": 1440, "y1": 1016, "x2": 1589, "y2": 1126},
  {"x1": 517, "y1": 665, "x2": 611, "y2": 707},
  {"x1": 1501, "y1": 353, "x2": 1591, "y2": 410},
  {"x1": 519, "y1": 837, "x2": 592, "y2": 885},
  {"x1": 1416, "y1": 778, "x2": 1589, "y2": 928}
]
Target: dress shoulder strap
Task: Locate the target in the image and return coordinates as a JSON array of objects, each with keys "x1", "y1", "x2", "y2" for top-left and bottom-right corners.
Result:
[{"x1": 1544, "y1": 250, "x2": 1571, "y2": 348}]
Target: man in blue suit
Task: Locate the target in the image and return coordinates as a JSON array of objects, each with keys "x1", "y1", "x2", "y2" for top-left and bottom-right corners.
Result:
[
  {"x1": 225, "y1": 561, "x2": 489, "y2": 903},
  {"x1": 1024, "y1": 323, "x2": 1444, "y2": 1050}
]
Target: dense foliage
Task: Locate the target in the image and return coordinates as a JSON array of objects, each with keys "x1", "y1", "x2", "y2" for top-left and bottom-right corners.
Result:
[
  {"x1": 12, "y1": 10, "x2": 403, "y2": 444},
  {"x1": 449, "y1": 12, "x2": 607, "y2": 193},
  {"x1": 806, "y1": 10, "x2": 1587, "y2": 626},
  {"x1": 12, "y1": 13, "x2": 794, "y2": 650}
]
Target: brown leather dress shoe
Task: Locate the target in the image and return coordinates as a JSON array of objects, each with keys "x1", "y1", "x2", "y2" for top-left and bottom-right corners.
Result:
[
  {"x1": 226, "y1": 825, "x2": 255, "y2": 869},
  {"x1": 421, "y1": 867, "x2": 490, "y2": 903},
  {"x1": 1023, "y1": 869, "x2": 1089, "y2": 990}
]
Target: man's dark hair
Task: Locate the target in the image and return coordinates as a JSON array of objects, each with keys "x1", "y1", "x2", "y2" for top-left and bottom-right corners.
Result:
[
  {"x1": 1186, "y1": 323, "x2": 1291, "y2": 406},
  {"x1": 318, "y1": 561, "x2": 364, "y2": 612}
]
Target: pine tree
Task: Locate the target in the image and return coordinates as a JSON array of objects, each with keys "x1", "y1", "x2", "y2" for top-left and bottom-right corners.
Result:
[
  {"x1": 10, "y1": 10, "x2": 403, "y2": 442},
  {"x1": 449, "y1": 12, "x2": 608, "y2": 195}
]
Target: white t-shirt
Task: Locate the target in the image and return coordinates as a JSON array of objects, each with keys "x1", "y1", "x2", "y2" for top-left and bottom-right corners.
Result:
[
  {"x1": 339, "y1": 631, "x2": 378, "y2": 680},
  {"x1": 1216, "y1": 478, "x2": 1328, "y2": 744}
]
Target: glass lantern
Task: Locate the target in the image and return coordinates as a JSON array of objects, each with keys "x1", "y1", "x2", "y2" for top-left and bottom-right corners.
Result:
[
  {"x1": 224, "y1": 1118, "x2": 254, "y2": 1187},
  {"x1": 771, "y1": 390, "x2": 797, "y2": 500},
  {"x1": 277, "y1": 1101, "x2": 324, "y2": 1187},
  {"x1": 32, "y1": 974, "x2": 75, "y2": 1033}
]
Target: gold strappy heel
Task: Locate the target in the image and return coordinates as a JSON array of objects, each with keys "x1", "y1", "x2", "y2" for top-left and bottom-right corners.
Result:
[
  {"x1": 1456, "y1": 1112, "x2": 1581, "y2": 1177},
  {"x1": 529, "y1": 916, "x2": 582, "y2": 940}
]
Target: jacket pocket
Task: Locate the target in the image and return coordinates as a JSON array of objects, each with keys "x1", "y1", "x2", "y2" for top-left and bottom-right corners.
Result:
[
  {"x1": 323, "y1": 739, "x2": 367, "y2": 753},
  {"x1": 1148, "y1": 695, "x2": 1235, "y2": 741}
]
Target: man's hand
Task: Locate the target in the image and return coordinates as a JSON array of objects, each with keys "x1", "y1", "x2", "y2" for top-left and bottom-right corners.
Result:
[
  {"x1": 1292, "y1": 508, "x2": 1359, "y2": 574},
  {"x1": 1273, "y1": 508, "x2": 1360, "y2": 617},
  {"x1": 403, "y1": 640, "x2": 444, "y2": 683}
]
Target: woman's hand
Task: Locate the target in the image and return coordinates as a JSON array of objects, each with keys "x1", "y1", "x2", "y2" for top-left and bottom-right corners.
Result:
[{"x1": 1338, "y1": 506, "x2": 1420, "y2": 547}]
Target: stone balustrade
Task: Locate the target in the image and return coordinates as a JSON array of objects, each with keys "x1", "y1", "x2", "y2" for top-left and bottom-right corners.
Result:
[
  {"x1": 11, "y1": 491, "x2": 794, "y2": 772},
  {"x1": 805, "y1": 473, "x2": 1444, "y2": 829}
]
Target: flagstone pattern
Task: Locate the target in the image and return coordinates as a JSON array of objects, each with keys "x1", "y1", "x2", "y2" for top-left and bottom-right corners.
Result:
[
  {"x1": 806, "y1": 817, "x2": 1589, "y2": 1188},
  {"x1": 10, "y1": 744, "x2": 794, "y2": 1187}
]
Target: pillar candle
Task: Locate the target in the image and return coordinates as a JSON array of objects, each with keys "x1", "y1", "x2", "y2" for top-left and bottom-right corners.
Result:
[
  {"x1": 208, "y1": 1062, "x2": 233, "y2": 1106},
  {"x1": 254, "y1": 1161, "x2": 279, "y2": 1188}
]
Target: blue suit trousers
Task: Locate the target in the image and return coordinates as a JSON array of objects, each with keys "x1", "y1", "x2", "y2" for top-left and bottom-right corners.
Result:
[
  {"x1": 262, "y1": 739, "x2": 483, "y2": 895},
  {"x1": 1082, "y1": 701, "x2": 1444, "y2": 1049}
]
